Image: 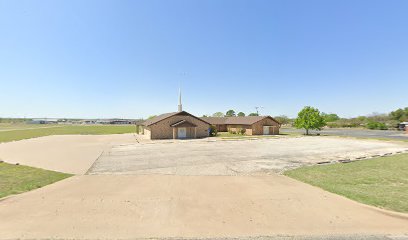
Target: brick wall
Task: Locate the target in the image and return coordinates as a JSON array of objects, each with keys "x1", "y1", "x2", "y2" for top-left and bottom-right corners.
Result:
[
  {"x1": 252, "y1": 118, "x2": 280, "y2": 135},
  {"x1": 148, "y1": 114, "x2": 210, "y2": 139}
]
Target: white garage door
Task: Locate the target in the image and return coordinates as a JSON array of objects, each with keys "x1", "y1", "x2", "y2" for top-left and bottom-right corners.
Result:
[{"x1": 263, "y1": 126, "x2": 270, "y2": 135}]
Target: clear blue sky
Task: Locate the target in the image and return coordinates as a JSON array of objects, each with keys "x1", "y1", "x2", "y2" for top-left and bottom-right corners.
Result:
[{"x1": 1, "y1": 0, "x2": 407, "y2": 119}]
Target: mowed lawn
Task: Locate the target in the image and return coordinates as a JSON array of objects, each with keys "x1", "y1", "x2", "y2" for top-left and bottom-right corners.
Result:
[
  {"x1": 0, "y1": 162, "x2": 72, "y2": 199},
  {"x1": 0, "y1": 125, "x2": 136, "y2": 143},
  {"x1": 285, "y1": 153, "x2": 408, "y2": 213}
]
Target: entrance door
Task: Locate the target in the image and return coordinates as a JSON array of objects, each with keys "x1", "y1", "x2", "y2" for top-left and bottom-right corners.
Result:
[
  {"x1": 178, "y1": 127, "x2": 187, "y2": 138},
  {"x1": 263, "y1": 126, "x2": 270, "y2": 135}
]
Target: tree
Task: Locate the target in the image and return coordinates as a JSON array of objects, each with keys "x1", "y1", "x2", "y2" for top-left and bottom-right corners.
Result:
[
  {"x1": 148, "y1": 115, "x2": 157, "y2": 119},
  {"x1": 237, "y1": 112, "x2": 245, "y2": 117},
  {"x1": 321, "y1": 113, "x2": 340, "y2": 122},
  {"x1": 390, "y1": 108, "x2": 408, "y2": 122},
  {"x1": 225, "y1": 109, "x2": 236, "y2": 117},
  {"x1": 212, "y1": 112, "x2": 224, "y2": 117},
  {"x1": 248, "y1": 112, "x2": 259, "y2": 116},
  {"x1": 294, "y1": 106, "x2": 326, "y2": 135},
  {"x1": 274, "y1": 115, "x2": 290, "y2": 125}
]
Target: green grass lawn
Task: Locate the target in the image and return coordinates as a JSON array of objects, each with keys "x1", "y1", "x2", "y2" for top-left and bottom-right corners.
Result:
[
  {"x1": 0, "y1": 162, "x2": 72, "y2": 199},
  {"x1": 284, "y1": 153, "x2": 408, "y2": 213},
  {"x1": 0, "y1": 123, "x2": 59, "y2": 130},
  {"x1": 0, "y1": 125, "x2": 136, "y2": 143}
]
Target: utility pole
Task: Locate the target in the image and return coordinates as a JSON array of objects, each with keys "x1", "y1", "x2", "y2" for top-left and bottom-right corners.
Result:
[{"x1": 255, "y1": 106, "x2": 264, "y2": 116}]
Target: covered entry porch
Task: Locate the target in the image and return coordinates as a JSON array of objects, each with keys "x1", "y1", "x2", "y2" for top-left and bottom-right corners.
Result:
[{"x1": 171, "y1": 120, "x2": 198, "y2": 139}]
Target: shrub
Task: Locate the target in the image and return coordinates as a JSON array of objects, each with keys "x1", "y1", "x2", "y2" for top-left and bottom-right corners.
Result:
[
  {"x1": 209, "y1": 125, "x2": 217, "y2": 137},
  {"x1": 239, "y1": 128, "x2": 246, "y2": 135},
  {"x1": 228, "y1": 128, "x2": 237, "y2": 134},
  {"x1": 366, "y1": 121, "x2": 388, "y2": 130}
]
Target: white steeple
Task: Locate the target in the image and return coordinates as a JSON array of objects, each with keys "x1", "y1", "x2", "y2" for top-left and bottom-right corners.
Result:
[{"x1": 178, "y1": 87, "x2": 182, "y2": 112}]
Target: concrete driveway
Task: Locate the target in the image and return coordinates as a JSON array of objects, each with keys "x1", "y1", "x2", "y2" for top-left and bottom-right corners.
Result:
[
  {"x1": 88, "y1": 137, "x2": 408, "y2": 175},
  {"x1": 1, "y1": 175, "x2": 408, "y2": 239}
]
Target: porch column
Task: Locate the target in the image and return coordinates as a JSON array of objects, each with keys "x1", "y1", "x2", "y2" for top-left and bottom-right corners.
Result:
[
  {"x1": 173, "y1": 128, "x2": 176, "y2": 139},
  {"x1": 194, "y1": 127, "x2": 197, "y2": 138}
]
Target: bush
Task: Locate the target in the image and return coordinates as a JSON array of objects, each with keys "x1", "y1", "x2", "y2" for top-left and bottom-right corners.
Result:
[
  {"x1": 228, "y1": 128, "x2": 237, "y2": 134},
  {"x1": 209, "y1": 125, "x2": 217, "y2": 137},
  {"x1": 326, "y1": 120, "x2": 361, "y2": 128},
  {"x1": 366, "y1": 121, "x2": 388, "y2": 130},
  {"x1": 236, "y1": 128, "x2": 246, "y2": 135}
]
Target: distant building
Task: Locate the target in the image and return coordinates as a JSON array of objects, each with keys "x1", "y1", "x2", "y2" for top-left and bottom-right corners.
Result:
[
  {"x1": 29, "y1": 118, "x2": 59, "y2": 124},
  {"x1": 96, "y1": 119, "x2": 135, "y2": 125}
]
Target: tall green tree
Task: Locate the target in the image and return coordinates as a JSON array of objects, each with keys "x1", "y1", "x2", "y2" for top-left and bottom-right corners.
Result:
[
  {"x1": 294, "y1": 106, "x2": 326, "y2": 135},
  {"x1": 212, "y1": 112, "x2": 224, "y2": 117},
  {"x1": 225, "y1": 109, "x2": 236, "y2": 117},
  {"x1": 390, "y1": 108, "x2": 408, "y2": 122},
  {"x1": 237, "y1": 112, "x2": 245, "y2": 117}
]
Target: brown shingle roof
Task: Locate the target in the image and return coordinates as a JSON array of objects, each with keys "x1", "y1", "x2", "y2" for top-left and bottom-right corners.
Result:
[
  {"x1": 200, "y1": 117, "x2": 228, "y2": 125},
  {"x1": 142, "y1": 112, "x2": 178, "y2": 126},
  {"x1": 143, "y1": 111, "x2": 211, "y2": 126},
  {"x1": 201, "y1": 116, "x2": 280, "y2": 125}
]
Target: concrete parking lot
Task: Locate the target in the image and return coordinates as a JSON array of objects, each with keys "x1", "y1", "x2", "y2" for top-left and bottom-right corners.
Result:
[{"x1": 88, "y1": 136, "x2": 408, "y2": 175}]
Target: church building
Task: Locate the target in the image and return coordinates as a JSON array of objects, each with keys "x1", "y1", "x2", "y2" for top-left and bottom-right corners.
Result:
[
  {"x1": 141, "y1": 90, "x2": 211, "y2": 139},
  {"x1": 141, "y1": 89, "x2": 280, "y2": 140}
]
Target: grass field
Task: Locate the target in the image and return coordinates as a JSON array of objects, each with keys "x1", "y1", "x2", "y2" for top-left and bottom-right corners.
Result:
[
  {"x1": 0, "y1": 124, "x2": 136, "y2": 143},
  {"x1": 285, "y1": 153, "x2": 408, "y2": 213},
  {"x1": 0, "y1": 123, "x2": 58, "y2": 130},
  {"x1": 0, "y1": 162, "x2": 72, "y2": 199}
]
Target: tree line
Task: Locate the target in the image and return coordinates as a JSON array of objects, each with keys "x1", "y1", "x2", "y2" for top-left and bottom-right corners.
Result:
[{"x1": 202, "y1": 109, "x2": 260, "y2": 118}]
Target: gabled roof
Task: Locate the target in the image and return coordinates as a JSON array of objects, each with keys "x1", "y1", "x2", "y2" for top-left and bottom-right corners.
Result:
[
  {"x1": 201, "y1": 116, "x2": 280, "y2": 125},
  {"x1": 170, "y1": 120, "x2": 197, "y2": 127},
  {"x1": 143, "y1": 112, "x2": 178, "y2": 126},
  {"x1": 143, "y1": 111, "x2": 210, "y2": 126}
]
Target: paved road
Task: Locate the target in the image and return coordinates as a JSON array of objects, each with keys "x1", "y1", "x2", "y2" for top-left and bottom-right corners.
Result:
[{"x1": 281, "y1": 128, "x2": 408, "y2": 140}]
